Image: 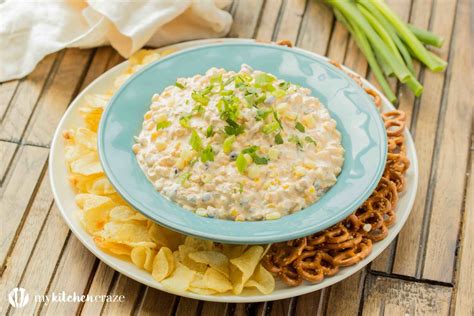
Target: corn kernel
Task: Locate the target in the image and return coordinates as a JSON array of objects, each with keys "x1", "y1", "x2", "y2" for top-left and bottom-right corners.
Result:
[
  {"x1": 265, "y1": 212, "x2": 281, "y2": 220},
  {"x1": 150, "y1": 131, "x2": 159, "y2": 141},
  {"x1": 303, "y1": 160, "x2": 317, "y2": 169},
  {"x1": 235, "y1": 215, "x2": 245, "y2": 221},
  {"x1": 268, "y1": 148, "x2": 279, "y2": 160},
  {"x1": 283, "y1": 184, "x2": 289, "y2": 189},
  {"x1": 294, "y1": 166, "x2": 306, "y2": 178},
  {"x1": 231, "y1": 209, "x2": 239, "y2": 216},
  {"x1": 155, "y1": 142, "x2": 167, "y2": 151},
  {"x1": 244, "y1": 153, "x2": 253, "y2": 164},
  {"x1": 144, "y1": 111, "x2": 152, "y2": 120},
  {"x1": 307, "y1": 186, "x2": 316, "y2": 194},
  {"x1": 132, "y1": 144, "x2": 140, "y2": 154},
  {"x1": 301, "y1": 114, "x2": 316, "y2": 128},
  {"x1": 276, "y1": 102, "x2": 288, "y2": 112},
  {"x1": 283, "y1": 111, "x2": 297, "y2": 120},
  {"x1": 263, "y1": 181, "x2": 271, "y2": 189}
]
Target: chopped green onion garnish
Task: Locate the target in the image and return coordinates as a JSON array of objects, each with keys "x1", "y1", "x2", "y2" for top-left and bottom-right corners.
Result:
[
  {"x1": 256, "y1": 108, "x2": 273, "y2": 121},
  {"x1": 288, "y1": 135, "x2": 303, "y2": 148},
  {"x1": 179, "y1": 172, "x2": 190, "y2": 184},
  {"x1": 275, "y1": 133, "x2": 284, "y2": 144},
  {"x1": 190, "y1": 130, "x2": 202, "y2": 152},
  {"x1": 255, "y1": 73, "x2": 276, "y2": 85},
  {"x1": 223, "y1": 135, "x2": 236, "y2": 154},
  {"x1": 224, "y1": 118, "x2": 244, "y2": 136},
  {"x1": 200, "y1": 145, "x2": 214, "y2": 163},
  {"x1": 191, "y1": 90, "x2": 209, "y2": 106},
  {"x1": 175, "y1": 82, "x2": 186, "y2": 89},
  {"x1": 236, "y1": 153, "x2": 248, "y2": 173},
  {"x1": 179, "y1": 115, "x2": 191, "y2": 128},
  {"x1": 156, "y1": 120, "x2": 171, "y2": 130},
  {"x1": 295, "y1": 121, "x2": 306, "y2": 133},
  {"x1": 205, "y1": 125, "x2": 214, "y2": 138},
  {"x1": 241, "y1": 146, "x2": 268, "y2": 165},
  {"x1": 305, "y1": 136, "x2": 317, "y2": 145},
  {"x1": 262, "y1": 122, "x2": 280, "y2": 134}
]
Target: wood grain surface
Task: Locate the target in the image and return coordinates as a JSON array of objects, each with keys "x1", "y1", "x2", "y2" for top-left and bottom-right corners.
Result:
[{"x1": 0, "y1": 0, "x2": 472, "y2": 315}]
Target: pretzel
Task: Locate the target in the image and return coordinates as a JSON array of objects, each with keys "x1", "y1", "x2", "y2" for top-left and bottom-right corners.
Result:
[{"x1": 263, "y1": 60, "x2": 411, "y2": 286}]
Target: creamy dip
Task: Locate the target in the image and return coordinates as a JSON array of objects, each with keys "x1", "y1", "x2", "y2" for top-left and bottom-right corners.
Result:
[{"x1": 133, "y1": 65, "x2": 344, "y2": 221}]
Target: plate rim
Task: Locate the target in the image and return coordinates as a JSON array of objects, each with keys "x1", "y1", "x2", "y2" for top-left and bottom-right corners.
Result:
[
  {"x1": 97, "y1": 41, "x2": 388, "y2": 244},
  {"x1": 49, "y1": 38, "x2": 419, "y2": 303}
]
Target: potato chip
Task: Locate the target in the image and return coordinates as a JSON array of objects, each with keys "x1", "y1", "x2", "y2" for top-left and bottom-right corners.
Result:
[
  {"x1": 230, "y1": 246, "x2": 264, "y2": 294},
  {"x1": 188, "y1": 251, "x2": 230, "y2": 277},
  {"x1": 70, "y1": 151, "x2": 103, "y2": 176},
  {"x1": 161, "y1": 262, "x2": 196, "y2": 292},
  {"x1": 109, "y1": 205, "x2": 147, "y2": 222},
  {"x1": 244, "y1": 264, "x2": 275, "y2": 295},
  {"x1": 131, "y1": 246, "x2": 156, "y2": 272},
  {"x1": 83, "y1": 94, "x2": 110, "y2": 110},
  {"x1": 152, "y1": 247, "x2": 175, "y2": 281},
  {"x1": 178, "y1": 245, "x2": 208, "y2": 273},
  {"x1": 188, "y1": 287, "x2": 217, "y2": 295},
  {"x1": 65, "y1": 143, "x2": 91, "y2": 164},
  {"x1": 129, "y1": 49, "x2": 154, "y2": 66},
  {"x1": 86, "y1": 176, "x2": 115, "y2": 195},
  {"x1": 184, "y1": 237, "x2": 214, "y2": 251},
  {"x1": 76, "y1": 194, "x2": 113, "y2": 233},
  {"x1": 202, "y1": 268, "x2": 233, "y2": 293},
  {"x1": 75, "y1": 127, "x2": 98, "y2": 150},
  {"x1": 94, "y1": 236, "x2": 132, "y2": 256},
  {"x1": 69, "y1": 174, "x2": 100, "y2": 193},
  {"x1": 148, "y1": 224, "x2": 184, "y2": 250},
  {"x1": 97, "y1": 221, "x2": 156, "y2": 248},
  {"x1": 222, "y1": 244, "x2": 249, "y2": 259}
]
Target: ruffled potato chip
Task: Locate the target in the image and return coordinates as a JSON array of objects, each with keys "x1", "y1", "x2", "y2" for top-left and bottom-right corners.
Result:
[
  {"x1": 188, "y1": 251, "x2": 230, "y2": 277},
  {"x1": 244, "y1": 264, "x2": 275, "y2": 295},
  {"x1": 178, "y1": 245, "x2": 208, "y2": 273},
  {"x1": 75, "y1": 128, "x2": 97, "y2": 150},
  {"x1": 230, "y1": 246, "x2": 264, "y2": 295},
  {"x1": 131, "y1": 246, "x2": 156, "y2": 272},
  {"x1": 69, "y1": 174, "x2": 100, "y2": 193},
  {"x1": 70, "y1": 151, "x2": 102, "y2": 176},
  {"x1": 97, "y1": 221, "x2": 156, "y2": 248},
  {"x1": 86, "y1": 176, "x2": 115, "y2": 195},
  {"x1": 76, "y1": 194, "x2": 114, "y2": 233},
  {"x1": 222, "y1": 244, "x2": 249, "y2": 259},
  {"x1": 94, "y1": 236, "x2": 132, "y2": 256},
  {"x1": 184, "y1": 237, "x2": 214, "y2": 251},
  {"x1": 188, "y1": 287, "x2": 217, "y2": 295},
  {"x1": 161, "y1": 262, "x2": 196, "y2": 292},
  {"x1": 148, "y1": 223, "x2": 184, "y2": 250},
  {"x1": 152, "y1": 247, "x2": 175, "y2": 281},
  {"x1": 109, "y1": 206, "x2": 147, "y2": 222},
  {"x1": 202, "y1": 268, "x2": 233, "y2": 293}
]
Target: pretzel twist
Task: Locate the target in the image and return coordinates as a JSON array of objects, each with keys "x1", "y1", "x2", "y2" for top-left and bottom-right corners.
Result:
[{"x1": 263, "y1": 60, "x2": 411, "y2": 286}]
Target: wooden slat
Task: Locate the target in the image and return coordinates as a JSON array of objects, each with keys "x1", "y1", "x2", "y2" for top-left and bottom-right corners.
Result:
[
  {"x1": 255, "y1": 0, "x2": 283, "y2": 41},
  {"x1": 325, "y1": 271, "x2": 365, "y2": 316},
  {"x1": 228, "y1": 0, "x2": 265, "y2": 38},
  {"x1": 175, "y1": 298, "x2": 201, "y2": 316},
  {"x1": 0, "y1": 145, "x2": 49, "y2": 267},
  {"x1": 0, "y1": 141, "x2": 17, "y2": 185},
  {"x1": 0, "y1": 53, "x2": 57, "y2": 142},
  {"x1": 294, "y1": 289, "x2": 327, "y2": 316},
  {"x1": 422, "y1": 0, "x2": 472, "y2": 283},
  {"x1": 80, "y1": 263, "x2": 116, "y2": 316},
  {"x1": 10, "y1": 204, "x2": 70, "y2": 315},
  {"x1": 136, "y1": 288, "x2": 178, "y2": 316},
  {"x1": 23, "y1": 48, "x2": 92, "y2": 147},
  {"x1": 101, "y1": 275, "x2": 144, "y2": 315},
  {"x1": 41, "y1": 236, "x2": 97, "y2": 315},
  {"x1": 391, "y1": 0, "x2": 457, "y2": 278},
  {"x1": 325, "y1": 20, "x2": 349, "y2": 63},
  {"x1": 0, "y1": 169, "x2": 52, "y2": 315},
  {"x1": 453, "y1": 148, "x2": 473, "y2": 315},
  {"x1": 79, "y1": 47, "x2": 115, "y2": 91},
  {"x1": 362, "y1": 275, "x2": 452, "y2": 315},
  {"x1": 0, "y1": 80, "x2": 19, "y2": 119},
  {"x1": 369, "y1": 0, "x2": 413, "y2": 273},
  {"x1": 296, "y1": 1, "x2": 334, "y2": 55},
  {"x1": 200, "y1": 302, "x2": 229, "y2": 316},
  {"x1": 275, "y1": 0, "x2": 307, "y2": 42},
  {"x1": 269, "y1": 298, "x2": 293, "y2": 316}
]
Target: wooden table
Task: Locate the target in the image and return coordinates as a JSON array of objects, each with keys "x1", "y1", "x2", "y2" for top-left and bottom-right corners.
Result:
[{"x1": 1, "y1": 0, "x2": 472, "y2": 315}]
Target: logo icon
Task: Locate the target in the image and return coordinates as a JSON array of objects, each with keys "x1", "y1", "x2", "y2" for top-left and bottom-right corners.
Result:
[{"x1": 8, "y1": 288, "x2": 29, "y2": 308}]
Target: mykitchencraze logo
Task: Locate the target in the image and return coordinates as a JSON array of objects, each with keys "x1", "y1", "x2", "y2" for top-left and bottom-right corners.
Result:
[{"x1": 7, "y1": 288, "x2": 125, "y2": 308}]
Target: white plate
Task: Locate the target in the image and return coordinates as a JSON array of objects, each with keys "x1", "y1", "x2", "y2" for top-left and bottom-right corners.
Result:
[{"x1": 49, "y1": 38, "x2": 418, "y2": 303}]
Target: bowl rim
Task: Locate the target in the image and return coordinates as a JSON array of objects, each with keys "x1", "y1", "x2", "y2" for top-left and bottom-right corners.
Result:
[{"x1": 97, "y1": 41, "x2": 388, "y2": 244}]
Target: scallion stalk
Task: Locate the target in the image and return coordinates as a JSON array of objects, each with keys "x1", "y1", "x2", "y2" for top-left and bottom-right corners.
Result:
[{"x1": 408, "y1": 24, "x2": 444, "y2": 48}]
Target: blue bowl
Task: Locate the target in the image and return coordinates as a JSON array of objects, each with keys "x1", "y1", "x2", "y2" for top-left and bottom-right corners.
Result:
[{"x1": 98, "y1": 43, "x2": 387, "y2": 244}]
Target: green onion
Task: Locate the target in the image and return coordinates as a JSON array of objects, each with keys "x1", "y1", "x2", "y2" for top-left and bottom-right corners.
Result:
[
  {"x1": 175, "y1": 82, "x2": 186, "y2": 89},
  {"x1": 275, "y1": 133, "x2": 284, "y2": 144},
  {"x1": 305, "y1": 136, "x2": 317, "y2": 146},
  {"x1": 189, "y1": 130, "x2": 202, "y2": 152},
  {"x1": 205, "y1": 125, "x2": 214, "y2": 138},
  {"x1": 156, "y1": 120, "x2": 171, "y2": 130},
  {"x1": 295, "y1": 121, "x2": 305, "y2": 133},
  {"x1": 179, "y1": 115, "x2": 191, "y2": 128},
  {"x1": 223, "y1": 135, "x2": 236, "y2": 154},
  {"x1": 262, "y1": 122, "x2": 280, "y2": 134},
  {"x1": 200, "y1": 145, "x2": 214, "y2": 163},
  {"x1": 407, "y1": 24, "x2": 444, "y2": 48},
  {"x1": 236, "y1": 153, "x2": 248, "y2": 173}
]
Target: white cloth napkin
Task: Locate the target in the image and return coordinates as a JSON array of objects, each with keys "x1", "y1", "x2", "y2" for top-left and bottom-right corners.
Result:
[{"x1": 0, "y1": 0, "x2": 233, "y2": 82}]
